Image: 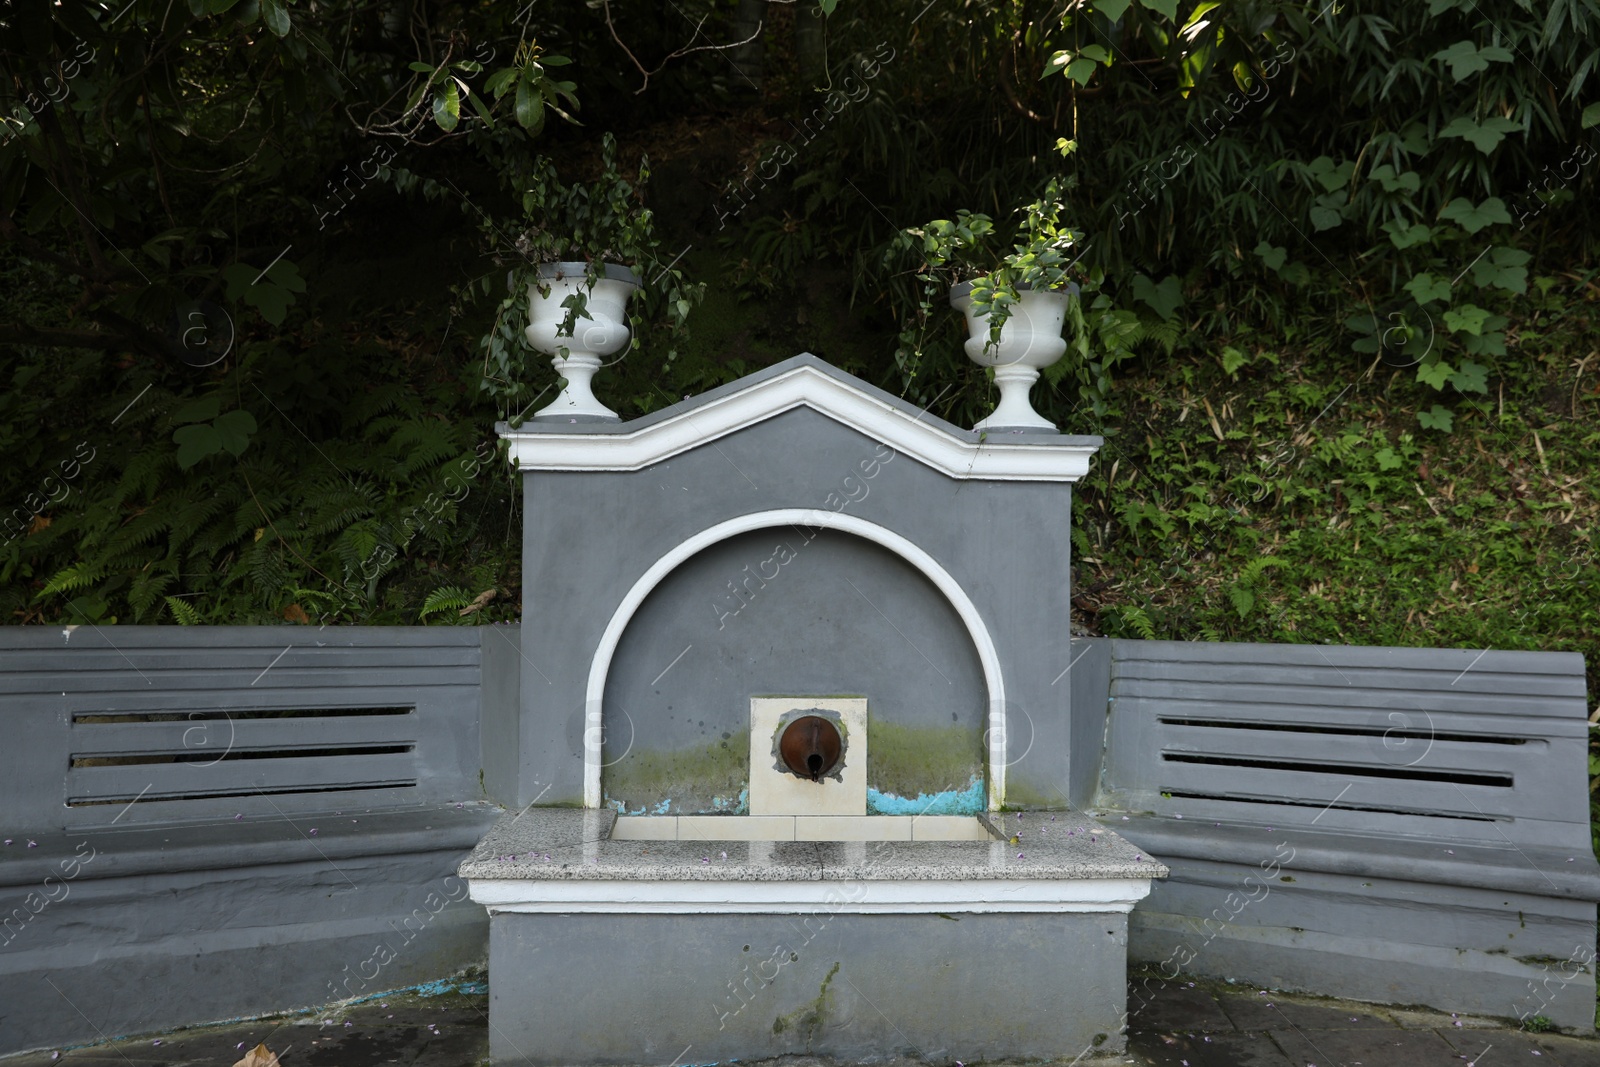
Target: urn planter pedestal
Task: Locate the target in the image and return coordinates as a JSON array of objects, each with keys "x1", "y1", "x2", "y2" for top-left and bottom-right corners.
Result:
[
  {"x1": 949, "y1": 281, "x2": 1077, "y2": 432},
  {"x1": 525, "y1": 261, "x2": 640, "y2": 422}
]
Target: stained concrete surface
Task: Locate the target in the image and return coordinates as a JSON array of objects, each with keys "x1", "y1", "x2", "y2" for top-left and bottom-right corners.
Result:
[
  {"x1": 0, "y1": 984, "x2": 491, "y2": 1067},
  {"x1": 1122, "y1": 976, "x2": 1600, "y2": 1067},
  {"x1": 4, "y1": 976, "x2": 1599, "y2": 1067}
]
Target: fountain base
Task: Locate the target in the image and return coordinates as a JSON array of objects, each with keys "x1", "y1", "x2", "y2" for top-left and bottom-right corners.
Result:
[{"x1": 462, "y1": 810, "x2": 1162, "y2": 1065}]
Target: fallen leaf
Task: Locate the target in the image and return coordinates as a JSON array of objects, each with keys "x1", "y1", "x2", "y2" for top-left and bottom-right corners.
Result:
[
  {"x1": 282, "y1": 603, "x2": 309, "y2": 624},
  {"x1": 234, "y1": 1044, "x2": 280, "y2": 1067},
  {"x1": 29, "y1": 515, "x2": 51, "y2": 534},
  {"x1": 458, "y1": 588, "x2": 497, "y2": 616}
]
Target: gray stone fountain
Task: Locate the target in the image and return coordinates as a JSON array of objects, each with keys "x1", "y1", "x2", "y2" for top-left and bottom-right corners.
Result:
[{"x1": 460, "y1": 354, "x2": 1163, "y2": 1064}]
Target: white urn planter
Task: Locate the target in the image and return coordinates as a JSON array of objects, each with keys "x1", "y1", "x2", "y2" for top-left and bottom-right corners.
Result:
[
  {"x1": 949, "y1": 281, "x2": 1077, "y2": 432},
  {"x1": 525, "y1": 262, "x2": 641, "y2": 421}
]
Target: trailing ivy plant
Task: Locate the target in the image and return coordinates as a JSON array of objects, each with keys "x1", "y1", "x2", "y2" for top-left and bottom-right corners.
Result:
[
  {"x1": 891, "y1": 149, "x2": 1167, "y2": 416},
  {"x1": 1264, "y1": 150, "x2": 1531, "y2": 434},
  {"x1": 473, "y1": 133, "x2": 706, "y2": 416}
]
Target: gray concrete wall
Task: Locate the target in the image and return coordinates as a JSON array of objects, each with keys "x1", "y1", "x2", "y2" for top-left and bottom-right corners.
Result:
[
  {"x1": 1066, "y1": 637, "x2": 1112, "y2": 809},
  {"x1": 602, "y1": 528, "x2": 986, "y2": 813},
  {"x1": 0, "y1": 810, "x2": 495, "y2": 1054},
  {"x1": 1098, "y1": 638, "x2": 1594, "y2": 847},
  {"x1": 488, "y1": 910, "x2": 1131, "y2": 1065},
  {"x1": 1090, "y1": 638, "x2": 1600, "y2": 1030},
  {"x1": 480, "y1": 623, "x2": 525, "y2": 808},
  {"x1": 0, "y1": 625, "x2": 512, "y2": 1055},
  {"x1": 3, "y1": 604, "x2": 1595, "y2": 1052},
  {"x1": 517, "y1": 406, "x2": 1080, "y2": 809},
  {"x1": 1129, "y1": 856, "x2": 1600, "y2": 1030}
]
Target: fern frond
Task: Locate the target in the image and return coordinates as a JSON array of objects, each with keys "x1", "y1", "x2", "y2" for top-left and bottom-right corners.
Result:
[
  {"x1": 129, "y1": 569, "x2": 175, "y2": 621},
  {"x1": 302, "y1": 475, "x2": 379, "y2": 535},
  {"x1": 245, "y1": 542, "x2": 291, "y2": 598},
  {"x1": 38, "y1": 562, "x2": 108, "y2": 598},
  {"x1": 419, "y1": 585, "x2": 473, "y2": 620},
  {"x1": 1238, "y1": 555, "x2": 1287, "y2": 585},
  {"x1": 1119, "y1": 605, "x2": 1157, "y2": 640},
  {"x1": 164, "y1": 595, "x2": 202, "y2": 625},
  {"x1": 114, "y1": 448, "x2": 174, "y2": 504},
  {"x1": 333, "y1": 520, "x2": 396, "y2": 579},
  {"x1": 347, "y1": 382, "x2": 422, "y2": 423},
  {"x1": 390, "y1": 420, "x2": 464, "y2": 477},
  {"x1": 1142, "y1": 318, "x2": 1182, "y2": 353}
]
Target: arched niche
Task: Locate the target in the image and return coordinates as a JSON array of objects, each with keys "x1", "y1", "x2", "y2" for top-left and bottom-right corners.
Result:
[{"x1": 584, "y1": 509, "x2": 1008, "y2": 810}]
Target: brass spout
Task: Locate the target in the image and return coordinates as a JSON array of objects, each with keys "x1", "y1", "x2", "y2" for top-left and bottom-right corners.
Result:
[{"x1": 779, "y1": 715, "x2": 842, "y2": 782}]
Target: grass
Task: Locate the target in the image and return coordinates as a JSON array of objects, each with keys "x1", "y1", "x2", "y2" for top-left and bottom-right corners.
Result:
[{"x1": 1061, "y1": 274, "x2": 1598, "y2": 700}]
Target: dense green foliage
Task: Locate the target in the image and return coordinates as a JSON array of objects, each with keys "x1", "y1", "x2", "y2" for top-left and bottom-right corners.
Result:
[{"x1": 1, "y1": 0, "x2": 1596, "y2": 672}]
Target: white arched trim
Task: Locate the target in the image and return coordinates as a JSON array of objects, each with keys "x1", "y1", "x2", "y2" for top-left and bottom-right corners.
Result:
[{"x1": 583, "y1": 509, "x2": 1007, "y2": 811}]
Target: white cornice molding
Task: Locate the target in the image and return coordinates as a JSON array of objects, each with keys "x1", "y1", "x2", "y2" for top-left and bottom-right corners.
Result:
[
  {"x1": 468, "y1": 877, "x2": 1154, "y2": 914},
  {"x1": 500, "y1": 363, "x2": 1099, "y2": 481}
]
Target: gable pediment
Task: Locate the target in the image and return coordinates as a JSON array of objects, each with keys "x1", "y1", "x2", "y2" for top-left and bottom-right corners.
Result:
[{"x1": 499, "y1": 354, "x2": 1100, "y2": 482}]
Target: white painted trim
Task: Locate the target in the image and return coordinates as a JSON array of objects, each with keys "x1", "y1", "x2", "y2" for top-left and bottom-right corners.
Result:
[
  {"x1": 583, "y1": 510, "x2": 1008, "y2": 811},
  {"x1": 469, "y1": 877, "x2": 1154, "y2": 914},
  {"x1": 501, "y1": 364, "x2": 1098, "y2": 481}
]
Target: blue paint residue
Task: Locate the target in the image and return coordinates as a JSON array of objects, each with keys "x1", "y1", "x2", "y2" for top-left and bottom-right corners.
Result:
[
  {"x1": 415, "y1": 979, "x2": 488, "y2": 997},
  {"x1": 708, "y1": 788, "x2": 751, "y2": 815},
  {"x1": 335, "y1": 977, "x2": 489, "y2": 1007},
  {"x1": 606, "y1": 797, "x2": 671, "y2": 816},
  {"x1": 867, "y1": 775, "x2": 985, "y2": 815}
]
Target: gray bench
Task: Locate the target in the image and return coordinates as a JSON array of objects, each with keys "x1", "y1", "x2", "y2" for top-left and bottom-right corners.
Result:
[
  {"x1": 0, "y1": 625, "x2": 518, "y2": 1055},
  {"x1": 1080, "y1": 638, "x2": 1600, "y2": 1029}
]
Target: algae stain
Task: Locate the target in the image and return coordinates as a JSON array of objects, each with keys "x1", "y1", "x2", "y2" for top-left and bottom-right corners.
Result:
[
  {"x1": 773, "y1": 961, "x2": 840, "y2": 1043},
  {"x1": 603, "y1": 729, "x2": 750, "y2": 815},
  {"x1": 865, "y1": 719, "x2": 983, "y2": 799}
]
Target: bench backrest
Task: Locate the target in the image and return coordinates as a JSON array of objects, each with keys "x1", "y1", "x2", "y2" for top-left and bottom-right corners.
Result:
[
  {"x1": 1097, "y1": 639, "x2": 1593, "y2": 849},
  {"x1": 0, "y1": 625, "x2": 517, "y2": 831}
]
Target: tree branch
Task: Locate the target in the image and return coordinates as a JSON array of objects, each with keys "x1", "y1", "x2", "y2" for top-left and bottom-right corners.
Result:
[{"x1": 602, "y1": 0, "x2": 763, "y2": 95}]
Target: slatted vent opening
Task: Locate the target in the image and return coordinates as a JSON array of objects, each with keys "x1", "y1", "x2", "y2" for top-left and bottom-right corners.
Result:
[
  {"x1": 1158, "y1": 716, "x2": 1529, "y2": 746},
  {"x1": 1161, "y1": 753, "x2": 1512, "y2": 787},
  {"x1": 1159, "y1": 790, "x2": 1499, "y2": 822},
  {"x1": 73, "y1": 708, "x2": 411, "y2": 723},
  {"x1": 67, "y1": 706, "x2": 418, "y2": 807},
  {"x1": 1152, "y1": 715, "x2": 1519, "y2": 823}
]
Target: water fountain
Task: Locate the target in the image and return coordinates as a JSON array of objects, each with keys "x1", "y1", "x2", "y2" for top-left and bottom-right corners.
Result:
[{"x1": 460, "y1": 354, "x2": 1163, "y2": 1064}]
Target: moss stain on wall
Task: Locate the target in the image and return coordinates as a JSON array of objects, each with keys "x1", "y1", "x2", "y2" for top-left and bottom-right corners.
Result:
[
  {"x1": 602, "y1": 729, "x2": 751, "y2": 815},
  {"x1": 865, "y1": 719, "x2": 984, "y2": 800},
  {"x1": 772, "y1": 961, "x2": 840, "y2": 1045}
]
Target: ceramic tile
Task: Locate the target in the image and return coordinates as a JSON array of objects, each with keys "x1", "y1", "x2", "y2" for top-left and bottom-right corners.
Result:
[
  {"x1": 609, "y1": 816, "x2": 678, "y2": 840},
  {"x1": 795, "y1": 816, "x2": 912, "y2": 841},
  {"x1": 677, "y1": 815, "x2": 795, "y2": 841},
  {"x1": 911, "y1": 815, "x2": 994, "y2": 841}
]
